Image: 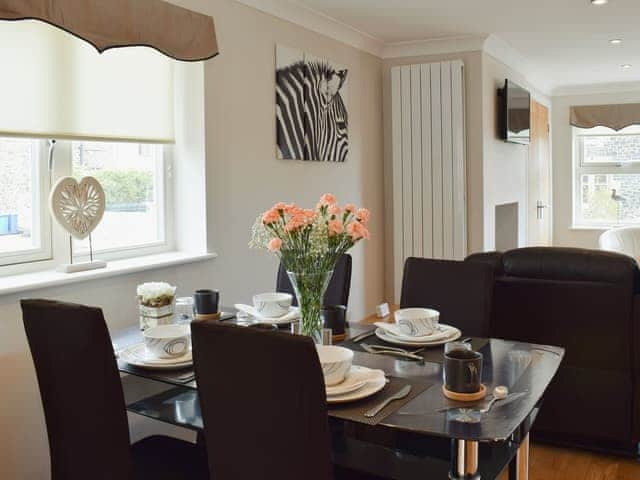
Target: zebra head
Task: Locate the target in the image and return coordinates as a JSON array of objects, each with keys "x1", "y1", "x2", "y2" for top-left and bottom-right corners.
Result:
[{"x1": 306, "y1": 61, "x2": 348, "y2": 110}]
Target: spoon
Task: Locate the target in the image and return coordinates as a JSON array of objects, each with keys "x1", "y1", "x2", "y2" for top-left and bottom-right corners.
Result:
[{"x1": 480, "y1": 386, "x2": 509, "y2": 413}]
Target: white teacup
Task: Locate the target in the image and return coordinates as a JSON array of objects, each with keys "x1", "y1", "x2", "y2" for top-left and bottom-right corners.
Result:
[
  {"x1": 316, "y1": 345, "x2": 353, "y2": 386},
  {"x1": 143, "y1": 324, "x2": 191, "y2": 359},
  {"x1": 252, "y1": 292, "x2": 293, "y2": 318},
  {"x1": 394, "y1": 308, "x2": 440, "y2": 337}
]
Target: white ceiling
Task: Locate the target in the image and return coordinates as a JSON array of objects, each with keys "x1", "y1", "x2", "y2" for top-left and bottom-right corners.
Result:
[{"x1": 293, "y1": 0, "x2": 640, "y2": 92}]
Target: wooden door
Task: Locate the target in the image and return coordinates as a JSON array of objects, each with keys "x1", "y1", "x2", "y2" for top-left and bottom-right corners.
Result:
[{"x1": 528, "y1": 100, "x2": 551, "y2": 246}]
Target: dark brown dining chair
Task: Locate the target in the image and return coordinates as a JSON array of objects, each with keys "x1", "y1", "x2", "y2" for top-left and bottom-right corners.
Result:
[
  {"x1": 191, "y1": 321, "x2": 333, "y2": 480},
  {"x1": 400, "y1": 257, "x2": 494, "y2": 337},
  {"x1": 21, "y1": 299, "x2": 208, "y2": 480},
  {"x1": 277, "y1": 253, "x2": 352, "y2": 308}
]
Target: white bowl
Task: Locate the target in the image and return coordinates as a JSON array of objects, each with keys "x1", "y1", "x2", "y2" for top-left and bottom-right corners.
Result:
[
  {"x1": 316, "y1": 345, "x2": 354, "y2": 386},
  {"x1": 394, "y1": 308, "x2": 440, "y2": 336},
  {"x1": 143, "y1": 324, "x2": 191, "y2": 359},
  {"x1": 252, "y1": 292, "x2": 293, "y2": 318}
]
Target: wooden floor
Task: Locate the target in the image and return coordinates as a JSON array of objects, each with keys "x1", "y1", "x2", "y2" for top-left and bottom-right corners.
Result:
[{"x1": 497, "y1": 443, "x2": 640, "y2": 480}]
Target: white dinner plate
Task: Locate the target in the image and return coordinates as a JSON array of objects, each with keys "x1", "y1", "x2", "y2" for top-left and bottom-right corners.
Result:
[
  {"x1": 326, "y1": 365, "x2": 381, "y2": 396},
  {"x1": 374, "y1": 322, "x2": 456, "y2": 343},
  {"x1": 327, "y1": 367, "x2": 387, "y2": 404},
  {"x1": 234, "y1": 304, "x2": 301, "y2": 324},
  {"x1": 119, "y1": 342, "x2": 193, "y2": 370},
  {"x1": 374, "y1": 325, "x2": 461, "y2": 347}
]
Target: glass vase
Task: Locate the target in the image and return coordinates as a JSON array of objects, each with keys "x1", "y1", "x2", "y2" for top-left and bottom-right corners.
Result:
[{"x1": 287, "y1": 269, "x2": 333, "y2": 343}]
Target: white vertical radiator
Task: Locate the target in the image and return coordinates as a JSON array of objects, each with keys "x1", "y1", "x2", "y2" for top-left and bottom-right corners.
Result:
[{"x1": 391, "y1": 60, "x2": 466, "y2": 300}]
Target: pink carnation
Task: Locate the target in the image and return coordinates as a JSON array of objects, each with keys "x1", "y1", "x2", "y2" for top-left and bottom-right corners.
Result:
[
  {"x1": 262, "y1": 208, "x2": 280, "y2": 224},
  {"x1": 273, "y1": 202, "x2": 287, "y2": 211},
  {"x1": 318, "y1": 193, "x2": 337, "y2": 206},
  {"x1": 344, "y1": 204, "x2": 356, "y2": 213},
  {"x1": 268, "y1": 237, "x2": 283, "y2": 252},
  {"x1": 283, "y1": 203, "x2": 297, "y2": 214},
  {"x1": 356, "y1": 208, "x2": 371, "y2": 225},
  {"x1": 347, "y1": 221, "x2": 370, "y2": 241},
  {"x1": 328, "y1": 204, "x2": 342, "y2": 216},
  {"x1": 328, "y1": 219, "x2": 344, "y2": 236}
]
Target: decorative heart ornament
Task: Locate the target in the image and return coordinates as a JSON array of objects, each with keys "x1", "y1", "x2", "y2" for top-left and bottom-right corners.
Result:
[{"x1": 50, "y1": 176, "x2": 106, "y2": 240}]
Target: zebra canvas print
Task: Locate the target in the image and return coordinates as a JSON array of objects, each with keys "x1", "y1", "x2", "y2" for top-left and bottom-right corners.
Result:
[{"x1": 276, "y1": 45, "x2": 349, "y2": 162}]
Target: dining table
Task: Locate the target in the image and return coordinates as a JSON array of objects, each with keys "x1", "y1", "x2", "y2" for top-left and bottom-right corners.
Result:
[{"x1": 113, "y1": 312, "x2": 563, "y2": 480}]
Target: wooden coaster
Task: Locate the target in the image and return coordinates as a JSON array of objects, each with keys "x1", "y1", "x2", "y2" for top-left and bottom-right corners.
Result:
[
  {"x1": 194, "y1": 312, "x2": 221, "y2": 321},
  {"x1": 442, "y1": 384, "x2": 487, "y2": 402},
  {"x1": 332, "y1": 332, "x2": 347, "y2": 343}
]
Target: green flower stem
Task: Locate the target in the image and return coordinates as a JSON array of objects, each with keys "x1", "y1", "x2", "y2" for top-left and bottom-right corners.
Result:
[{"x1": 288, "y1": 270, "x2": 333, "y2": 342}]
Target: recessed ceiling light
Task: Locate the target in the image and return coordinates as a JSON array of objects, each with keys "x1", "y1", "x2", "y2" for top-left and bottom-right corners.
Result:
[
  {"x1": 622, "y1": 64, "x2": 633, "y2": 69},
  {"x1": 610, "y1": 39, "x2": 622, "y2": 45},
  {"x1": 591, "y1": 0, "x2": 608, "y2": 4}
]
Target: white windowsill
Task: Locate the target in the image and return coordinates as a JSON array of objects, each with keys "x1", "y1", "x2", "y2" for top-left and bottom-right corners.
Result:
[
  {"x1": 570, "y1": 225, "x2": 609, "y2": 231},
  {"x1": 0, "y1": 251, "x2": 217, "y2": 297},
  {"x1": 571, "y1": 224, "x2": 640, "y2": 231}
]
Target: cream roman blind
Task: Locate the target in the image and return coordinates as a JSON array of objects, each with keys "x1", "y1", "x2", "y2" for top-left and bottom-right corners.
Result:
[
  {"x1": 570, "y1": 103, "x2": 640, "y2": 132},
  {"x1": 0, "y1": 20, "x2": 174, "y2": 142}
]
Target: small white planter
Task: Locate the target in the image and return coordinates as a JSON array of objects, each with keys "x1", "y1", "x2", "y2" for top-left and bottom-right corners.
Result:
[{"x1": 139, "y1": 301, "x2": 175, "y2": 331}]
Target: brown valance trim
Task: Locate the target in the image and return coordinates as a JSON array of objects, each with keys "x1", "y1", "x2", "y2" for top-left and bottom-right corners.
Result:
[
  {"x1": 570, "y1": 103, "x2": 640, "y2": 131},
  {"x1": 0, "y1": 0, "x2": 218, "y2": 62}
]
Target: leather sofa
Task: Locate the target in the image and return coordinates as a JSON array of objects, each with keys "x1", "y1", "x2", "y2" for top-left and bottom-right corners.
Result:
[{"x1": 466, "y1": 247, "x2": 640, "y2": 453}]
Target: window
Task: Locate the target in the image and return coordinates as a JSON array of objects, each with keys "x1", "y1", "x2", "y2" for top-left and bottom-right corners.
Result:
[
  {"x1": 0, "y1": 137, "x2": 49, "y2": 266},
  {"x1": 71, "y1": 141, "x2": 167, "y2": 257},
  {"x1": 0, "y1": 138, "x2": 170, "y2": 269},
  {"x1": 574, "y1": 125, "x2": 640, "y2": 227}
]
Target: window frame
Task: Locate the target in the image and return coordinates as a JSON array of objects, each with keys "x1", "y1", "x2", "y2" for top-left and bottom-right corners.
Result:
[
  {"x1": 0, "y1": 138, "x2": 174, "y2": 274},
  {"x1": 0, "y1": 138, "x2": 52, "y2": 267},
  {"x1": 573, "y1": 126, "x2": 640, "y2": 228}
]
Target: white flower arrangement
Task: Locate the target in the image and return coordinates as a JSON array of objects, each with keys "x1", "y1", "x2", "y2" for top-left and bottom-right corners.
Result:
[{"x1": 136, "y1": 282, "x2": 177, "y2": 307}]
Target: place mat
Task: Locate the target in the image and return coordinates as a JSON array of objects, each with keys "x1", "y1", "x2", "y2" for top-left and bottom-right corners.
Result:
[
  {"x1": 341, "y1": 335, "x2": 489, "y2": 364},
  {"x1": 328, "y1": 376, "x2": 432, "y2": 426},
  {"x1": 118, "y1": 360, "x2": 196, "y2": 384}
]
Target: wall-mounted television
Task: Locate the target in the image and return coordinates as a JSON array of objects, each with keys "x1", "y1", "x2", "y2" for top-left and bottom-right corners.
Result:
[{"x1": 499, "y1": 79, "x2": 531, "y2": 145}]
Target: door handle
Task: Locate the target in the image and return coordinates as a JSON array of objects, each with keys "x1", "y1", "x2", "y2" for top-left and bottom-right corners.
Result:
[{"x1": 536, "y1": 201, "x2": 548, "y2": 220}]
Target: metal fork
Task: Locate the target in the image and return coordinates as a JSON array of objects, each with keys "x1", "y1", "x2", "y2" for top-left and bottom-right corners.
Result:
[
  {"x1": 362, "y1": 343, "x2": 426, "y2": 355},
  {"x1": 361, "y1": 343, "x2": 424, "y2": 361}
]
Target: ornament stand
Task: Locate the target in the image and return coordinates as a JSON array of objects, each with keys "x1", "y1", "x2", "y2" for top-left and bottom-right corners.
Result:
[{"x1": 56, "y1": 233, "x2": 107, "y2": 274}]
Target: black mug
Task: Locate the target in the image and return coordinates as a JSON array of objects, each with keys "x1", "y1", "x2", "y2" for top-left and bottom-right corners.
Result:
[
  {"x1": 444, "y1": 349, "x2": 483, "y2": 394},
  {"x1": 193, "y1": 289, "x2": 219, "y2": 315},
  {"x1": 321, "y1": 305, "x2": 347, "y2": 336}
]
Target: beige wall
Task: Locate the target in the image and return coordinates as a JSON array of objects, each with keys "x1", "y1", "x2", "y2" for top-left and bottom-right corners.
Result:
[
  {"x1": 552, "y1": 89, "x2": 640, "y2": 248},
  {"x1": 481, "y1": 53, "x2": 550, "y2": 251},
  {"x1": 382, "y1": 51, "x2": 484, "y2": 299},
  {"x1": 0, "y1": 1, "x2": 386, "y2": 478}
]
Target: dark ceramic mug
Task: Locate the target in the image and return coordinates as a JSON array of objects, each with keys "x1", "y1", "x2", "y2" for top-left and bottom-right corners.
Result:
[
  {"x1": 443, "y1": 349, "x2": 483, "y2": 394},
  {"x1": 321, "y1": 305, "x2": 347, "y2": 335},
  {"x1": 193, "y1": 289, "x2": 219, "y2": 315}
]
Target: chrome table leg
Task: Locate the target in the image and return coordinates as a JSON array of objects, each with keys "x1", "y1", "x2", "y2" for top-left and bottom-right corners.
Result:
[
  {"x1": 508, "y1": 434, "x2": 529, "y2": 480},
  {"x1": 449, "y1": 439, "x2": 480, "y2": 479}
]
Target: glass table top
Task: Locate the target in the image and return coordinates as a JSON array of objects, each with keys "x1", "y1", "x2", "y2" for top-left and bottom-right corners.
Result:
[{"x1": 113, "y1": 322, "x2": 563, "y2": 443}]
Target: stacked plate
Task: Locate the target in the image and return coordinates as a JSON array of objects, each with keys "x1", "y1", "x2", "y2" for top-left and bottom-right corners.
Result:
[
  {"x1": 234, "y1": 303, "x2": 301, "y2": 325},
  {"x1": 325, "y1": 365, "x2": 386, "y2": 404},
  {"x1": 118, "y1": 343, "x2": 193, "y2": 370},
  {"x1": 374, "y1": 322, "x2": 461, "y2": 347}
]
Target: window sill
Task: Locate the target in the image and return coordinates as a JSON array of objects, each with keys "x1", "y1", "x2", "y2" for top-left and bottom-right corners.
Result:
[
  {"x1": 571, "y1": 224, "x2": 640, "y2": 231},
  {"x1": 0, "y1": 251, "x2": 217, "y2": 297},
  {"x1": 570, "y1": 225, "x2": 609, "y2": 231}
]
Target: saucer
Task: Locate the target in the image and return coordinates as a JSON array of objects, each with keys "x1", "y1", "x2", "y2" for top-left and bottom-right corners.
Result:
[
  {"x1": 326, "y1": 366, "x2": 387, "y2": 404},
  {"x1": 326, "y1": 365, "x2": 382, "y2": 396},
  {"x1": 375, "y1": 325, "x2": 461, "y2": 347},
  {"x1": 119, "y1": 342, "x2": 193, "y2": 370},
  {"x1": 234, "y1": 304, "x2": 301, "y2": 324}
]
